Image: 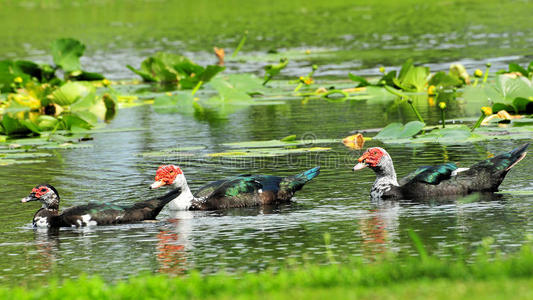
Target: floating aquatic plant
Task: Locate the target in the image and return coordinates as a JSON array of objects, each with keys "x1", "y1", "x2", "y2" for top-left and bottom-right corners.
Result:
[
  {"x1": 463, "y1": 75, "x2": 533, "y2": 114},
  {"x1": 127, "y1": 52, "x2": 225, "y2": 90},
  {"x1": 263, "y1": 58, "x2": 288, "y2": 86},
  {"x1": 0, "y1": 80, "x2": 117, "y2": 138},
  {"x1": 294, "y1": 65, "x2": 317, "y2": 92},
  {"x1": 471, "y1": 106, "x2": 492, "y2": 132},
  {"x1": 0, "y1": 38, "x2": 104, "y2": 94},
  {"x1": 373, "y1": 120, "x2": 533, "y2": 145}
]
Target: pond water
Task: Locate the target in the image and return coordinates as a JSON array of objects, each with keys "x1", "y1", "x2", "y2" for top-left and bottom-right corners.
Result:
[{"x1": 1, "y1": 0, "x2": 533, "y2": 288}]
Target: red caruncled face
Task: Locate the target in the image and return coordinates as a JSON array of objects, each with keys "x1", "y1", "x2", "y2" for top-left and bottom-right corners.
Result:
[
  {"x1": 154, "y1": 165, "x2": 183, "y2": 185},
  {"x1": 358, "y1": 148, "x2": 384, "y2": 167},
  {"x1": 32, "y1": 186, "x2": 50, "y2": 198}
]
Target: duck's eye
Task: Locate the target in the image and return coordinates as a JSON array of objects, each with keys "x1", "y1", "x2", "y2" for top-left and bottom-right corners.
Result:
[{"x1": 40, "y1": 188, "x2": 47, "y2": 192}]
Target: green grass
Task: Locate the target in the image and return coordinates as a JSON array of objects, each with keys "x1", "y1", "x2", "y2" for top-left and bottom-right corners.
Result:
[{"x1": 2, "y1": 240, "x2": 533, "y2": 299}]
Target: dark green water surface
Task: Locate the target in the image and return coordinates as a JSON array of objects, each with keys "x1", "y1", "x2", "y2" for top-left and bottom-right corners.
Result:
[{"x1": 0, "y1": 0, "x2": 532, "y2": 287}]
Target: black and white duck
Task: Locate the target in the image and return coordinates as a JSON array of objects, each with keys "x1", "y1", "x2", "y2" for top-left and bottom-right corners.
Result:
[{"x1": 21, "y1": 184, "x2": 182, "y2": 228}]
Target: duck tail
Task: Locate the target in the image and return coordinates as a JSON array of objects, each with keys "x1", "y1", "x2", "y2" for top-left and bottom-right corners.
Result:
[
  {"x1": 481, "y1": 143, "x2": 529, "y2": 172},
  {"x1": 503, "y1": 143, "x2": 529, "y2": 171},
  {"x1": 467, "y1": 143, "x2": 528, "y2": 192},
  {"x1": 298, "y1": 166, "x2": 321, "y2": 181},
  {"x1": 282, "y1": 166, "x2": 320, "y2": 192}
]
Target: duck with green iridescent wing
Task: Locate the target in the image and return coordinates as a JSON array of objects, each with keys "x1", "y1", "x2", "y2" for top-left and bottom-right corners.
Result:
[
  {"x1": 353, "y1": 144, "x2": 528, "y2": 200},
  {"x1": 150, "y1": 165, "x2": 320, "y2": 210}
]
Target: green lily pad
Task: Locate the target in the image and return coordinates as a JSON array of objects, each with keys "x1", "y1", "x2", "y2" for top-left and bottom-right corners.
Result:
[
  {"x1": 207, "y1": 147, "x2": 331, "y2": 158},
  {"x1": 51, "y1": 38, "x2": 85, "y2": 72},
  {"x1": 222, "y1": 138, "x2": 338, "y2": 148},
  {"x1": 51, "y1": 82, "x2": 94, "y2": 106},
  {"x1": 37, "y1": 143, "x2": 93, "y2": 149},
  {"x1": 139, "y1": 146, "x2": 206, "y2": 158},
  {"x1": 375, "y1": 123, "x2": 533, "y2": 145},
  {"x1": 0, "y1": 152, "x2": 52, "y2": 159},
  {"x1": 374, "y1": 121, "x2": 425, "y2": 140},
  {"x1": 0, "y1": 159, "x2": 47, "y2": 166}
]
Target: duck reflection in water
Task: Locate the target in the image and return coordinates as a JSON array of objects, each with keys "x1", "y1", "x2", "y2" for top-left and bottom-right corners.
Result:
[
  {"x1": 359, "y1": 200, "x2": 401, "y2": 258},
  {"x1": 33, "y1": 228, "x2": 60, "y2": 276},
  {"x1": 358, "y1": 192, "x2": 505, "y2": 260},
  {"x1": 156, "y1": 211, "x2": 193, "y2": 275}
]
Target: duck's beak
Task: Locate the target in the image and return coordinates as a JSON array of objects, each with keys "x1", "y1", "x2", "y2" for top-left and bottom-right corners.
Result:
[
  {"x1": 352, "y1": 162, "x2": 367, "y2": 171},
  {"x1": 21, "y1": 194, "x2": 38, "y2": 203},
  {"x1": 150, "y1": 180, "x2": 165, "y2": 189},
  {"x1": 353, "y1": 152, "x2": 369, "y2": 171}
]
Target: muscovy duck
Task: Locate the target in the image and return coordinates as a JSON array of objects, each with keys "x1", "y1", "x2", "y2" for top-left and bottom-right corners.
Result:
[
  {"x1": 149, "y1": 165, "x2": 320, "y2": 210},
  {"x1": 21, "y1": 184, "x2": 182, "y2": 228},
  {"x1": 352, "y1": 143, "x2": 528, "y2": 199}
]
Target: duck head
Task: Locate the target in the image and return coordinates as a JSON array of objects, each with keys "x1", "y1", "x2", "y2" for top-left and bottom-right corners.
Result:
[
  {"x1": 353, "y1": 147, "x2": 395, "y2": 173},
  {"x1": 150, "y1": 165, "x2": 186, "y2": 189},
  {"x1": 21, "y1": 184, "x2": 60, "y2": 210}
]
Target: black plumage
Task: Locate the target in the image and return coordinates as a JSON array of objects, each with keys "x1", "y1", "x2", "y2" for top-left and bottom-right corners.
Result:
[{"x1": 193, "y1": 167, "x2": 322, "y2": 209}]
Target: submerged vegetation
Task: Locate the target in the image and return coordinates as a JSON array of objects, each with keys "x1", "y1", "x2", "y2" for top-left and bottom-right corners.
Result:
[{"x1": 2, "y1": 236, "x2": 533, "y2": 299}]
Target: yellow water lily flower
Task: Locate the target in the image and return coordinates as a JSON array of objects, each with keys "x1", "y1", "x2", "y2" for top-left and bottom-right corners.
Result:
[
  {"x1": 474, "y1": 69, "x2": 483, "y2": 78},
  {"x1": 438, "y1": 102, "x2": 447, "y2": 110},
  {"x1": 299, "y1": 76, "x2": 313, "y2": 85},
  {"x1": 427, "y1": 85, "x2": 436, "y2": 96},
  {"x1": 14, "y1": 77, "x2": 23, "y2": 83},
  {"x1": 10, "y1": 92, "x2": 41, "y2": 110},
  {"x1": 481, "y1": 106, "x2": 492, "y2": 116}
]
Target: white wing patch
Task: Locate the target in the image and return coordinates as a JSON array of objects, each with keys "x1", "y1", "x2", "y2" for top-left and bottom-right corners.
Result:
[
  {"x1": 34, "y1": 217, "x2": 49, "y2": 228},
  {"x1": 451, "y1": 168, "x2": 469, "y2": 176},
  {"x1": 81, "y1": 214, "x2": 98, "y2": 226}
]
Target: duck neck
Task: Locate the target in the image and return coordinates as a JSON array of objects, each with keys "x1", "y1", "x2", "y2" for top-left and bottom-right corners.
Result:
[
  {"x1": 371, "y1": 159, "x2": 399, "y2": 198},
  {"x1": 168, "y1": 178, "x2": 196, "y2": 210}
]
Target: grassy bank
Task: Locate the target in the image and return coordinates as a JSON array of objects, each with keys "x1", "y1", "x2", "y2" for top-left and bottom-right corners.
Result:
[{"x1": 2, "y1": 238, "x2": 532, "y2": 299}]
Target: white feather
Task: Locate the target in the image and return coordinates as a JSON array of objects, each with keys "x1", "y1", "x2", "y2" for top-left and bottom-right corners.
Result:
[
  {"x1": 34, "y1": 217, "x2": 49, "y2": 228},
  {"x1": 451, "y1": 167, "x2": 469, "y2": 176},
  {"x1": 81, "y1": 214, "x2": 97, "y2": 226},
  {"x1": 168, "y1": 186, "x2": 193, "y2": 210}
]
